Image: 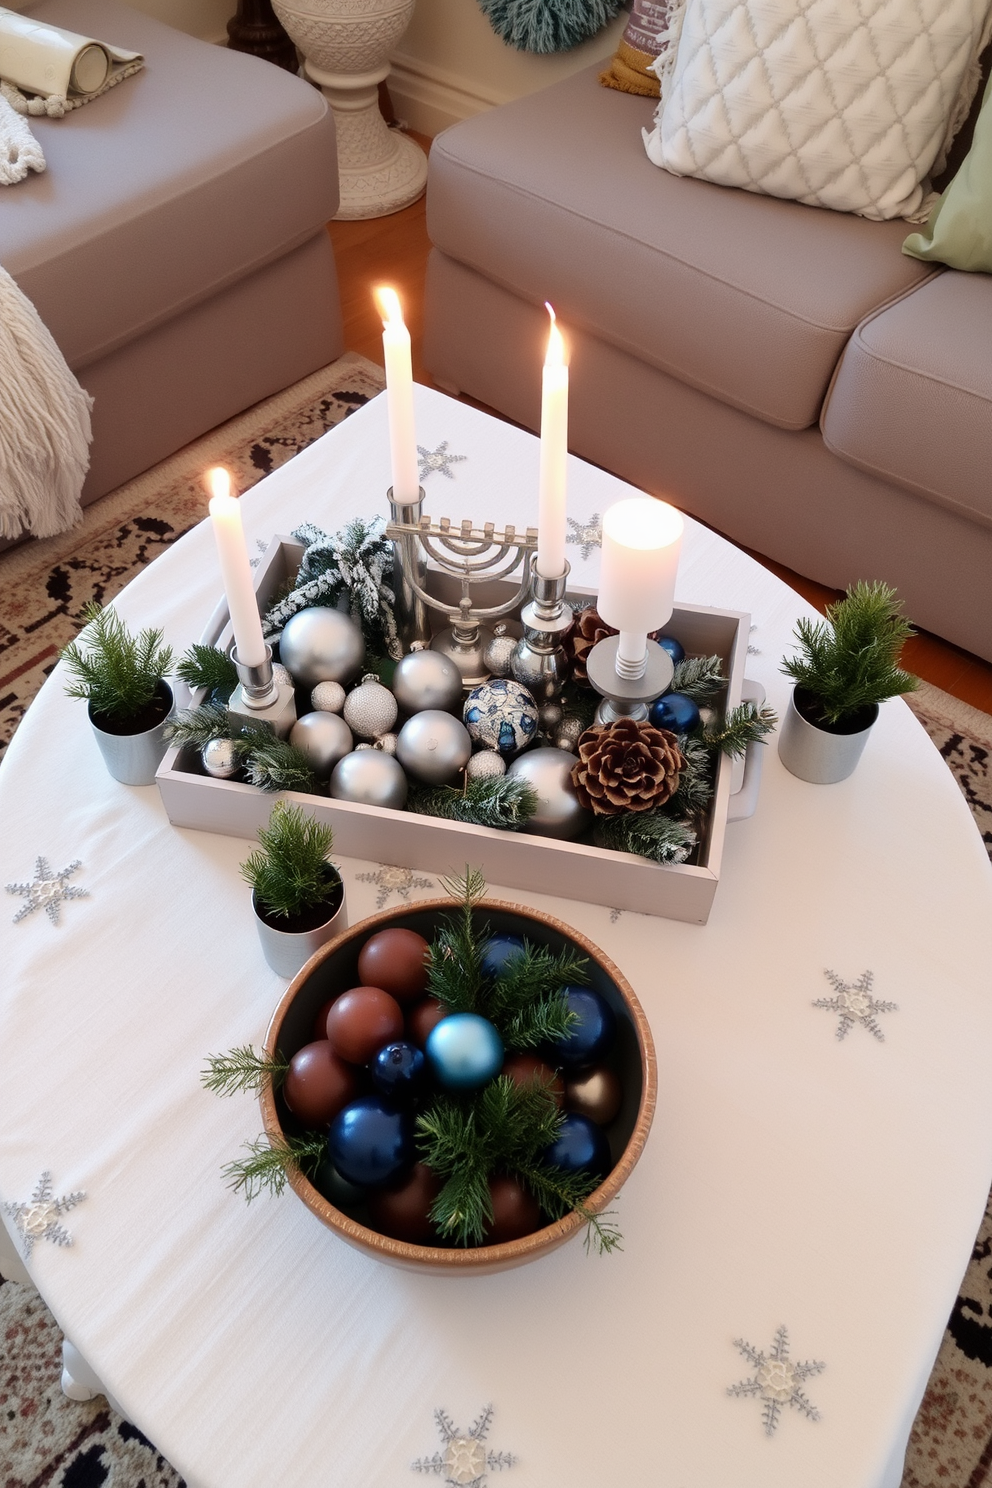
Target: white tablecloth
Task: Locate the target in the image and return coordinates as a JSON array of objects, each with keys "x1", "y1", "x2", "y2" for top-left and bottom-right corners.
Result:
[{"x1": 2, "y1": 387, "x2": 991, "y2": 1488}]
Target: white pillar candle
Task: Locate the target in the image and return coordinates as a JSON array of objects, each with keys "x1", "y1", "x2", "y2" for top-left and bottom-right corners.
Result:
[
  {"x1": 537, "y1": 303, "x2": 568, "y2": 579},
  {"x1": 207, "y1": 468, "x2": 267, "y2": 669},
  {"x1": 597, "y1": 497, "x2": 684, "y2": 666},
  {"x1": 374, "y1": 286, "x2": 420, "y2": 503}
]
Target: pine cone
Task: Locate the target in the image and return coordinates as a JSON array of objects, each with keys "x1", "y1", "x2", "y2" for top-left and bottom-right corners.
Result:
[
  {"x1": 569, "y1": 606, "x2": 615, "y2": 685},
  {"x1": 571, "y1": 719, "x2": 685, "y2": 815}
]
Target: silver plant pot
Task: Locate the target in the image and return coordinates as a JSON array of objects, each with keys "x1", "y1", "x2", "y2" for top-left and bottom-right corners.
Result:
[
  {"x1": 777, "y1": 688, "x2": 878, "y2": 784},
  {"x1": 89, "y1": 682, "x2": 174, "y2": 786},
  {"x1": 252, "y1": 883, "x2": 348, "y2": 979}
]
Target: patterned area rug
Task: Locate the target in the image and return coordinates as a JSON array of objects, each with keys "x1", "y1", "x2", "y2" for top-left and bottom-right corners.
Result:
[{"x1": 1, "y1": 379, "x2": 992, "y2": 1484}]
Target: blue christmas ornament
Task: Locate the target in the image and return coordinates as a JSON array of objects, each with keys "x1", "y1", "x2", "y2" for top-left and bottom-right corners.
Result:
[
  {"x1": 543, "y1": 1113, "x2": 612, "y2": 1178},
  {"x1": 650, "y1": 691, "x2": 701, "y2": 734},
  {"x1": 481, "y1": 933, "x2": 526, "y2": 979},
  {"x1": 427, "y1": 1013, "x2": 505, "y2": 1090},
  {"x1": 463, "y1": 678, "x2": 539, "y2": 759},
  {"x1": 328, "y1": 1096, "x2": 414, "y2": 1187},
  {"x1": 656, "y1": 634, "x2": 686, "y2": 665},
  {"x1": 548, "y1": 987, "x2": 617, "y2": 1070},
  {"x1": 370, "y1": 1041, "x2": 427, "y2": 1105},
  {"x1": 312, "y1": 1156, "x2": 368, "y2": 1208}
]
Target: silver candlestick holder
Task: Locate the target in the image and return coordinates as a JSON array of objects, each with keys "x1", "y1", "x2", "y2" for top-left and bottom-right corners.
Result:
[
  {"x1": 387, "y1": 485, "x2": 431, "y2": 650},
  {"x1": 227, "y1": 644, "x2": 297, "y2": 739},
  {"x1": 510, "y1": 565, "x2": 574, "y2": 702},
  {"x1": 585, "y1": 635, "x2": 674, "y2": 725}
]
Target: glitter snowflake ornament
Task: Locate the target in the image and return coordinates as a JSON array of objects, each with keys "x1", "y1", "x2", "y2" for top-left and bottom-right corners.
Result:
[
  {"x1": 728, "y1": 1325, "x2": 825, "y2": 1437},
  {"x1": 356, "y1": 864, "x2": 435, "y2": 910},
  {"x1": 566, "y1": 514, "x2": 602, "y2": 561},
  {"x1": 4, "y1": 1173, "x2": 86, "y2": 1257},
  {"x1": 815, "y1": 968, "x2": 897, "y2": 1041},
  {"x1": 7, "y1": 857, "x2": 87, "y2": 925},
  {"x1": 412, "y1": 1406, "x2": 515, "y2": 1486},
  {"x1": 418, "y1": 442, "x2": 467, "y2": 482}
]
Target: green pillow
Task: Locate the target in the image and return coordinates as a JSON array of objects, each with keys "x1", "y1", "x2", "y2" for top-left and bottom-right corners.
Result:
[{"x1": 903, "y1": 72, "x2": 992, "y2": 271}]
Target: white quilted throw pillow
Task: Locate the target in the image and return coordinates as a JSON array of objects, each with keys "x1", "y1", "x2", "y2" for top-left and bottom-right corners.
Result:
[{"x1": 642, "y1": 0, "x2": 992, "y2": 219}]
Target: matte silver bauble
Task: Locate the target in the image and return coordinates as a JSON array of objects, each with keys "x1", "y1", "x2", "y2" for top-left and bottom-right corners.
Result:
[
  {"x1": 554, "y1": 715, "x2": 586, "y2": 753},
  {"x1": 465, "y1": 749, "x2": 506, "y2": 780},
  {"x1": 278, "y1": 607, "x2": 365, "y2": 688},
  {"x1": 396, "y1": 710, "x2": 472, "y2": 784},
  {"x1": 392, "y1": 649, "x2": 463, "y2": 715},
  {"x1": 506, "y1": 747, "x2": 592, "y2": 840},
  {"x1": 311, "y1": 680, "x2": 346, "y2": 714},
  {"x1": 343, "y1": 676, "x2": 399, "y2": 739},
  {"x1": 201, "y1": 737, "x2": 240, "y2": 779},
  {"x1": 539, "y1": 701, "x2": 564, "y2": 734},
  {"x1": 374, "y1": 733, "x2": 398, "y2": 755},
  {"x1": 289, "y1": 711, "x2": 353, "y2": 778},
  {"x1": 483, "y1": 623, "x2": 517, "y2": 679},
  {"x1": 329, "y1": 750, "x2": 408, "y2": 809}
]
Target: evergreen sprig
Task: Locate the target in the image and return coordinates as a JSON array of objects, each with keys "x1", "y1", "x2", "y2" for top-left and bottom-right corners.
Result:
[
  {"x1": 242, "y1": 736, "x2": 320, "y2": 795},
  {"x1": 202, "y1": 1044, "x2": 289, "y2": 1096},
  {"x1": 513, "y1": 1163, "x2": 623, "y2": 1255},
  {"x1": 222, "y1": 1131, "x2": 326, "y2": 1202},
  {"x1": 167, "y1": 702, "x2": 239, "y2": 750},
  {"x1": 241, "y1": 801, "x2": 336, "y2": 919},
  {"x1": 176, "y1": 644, "x2": 239, "y2": 699},
  {"x1": 670, "y1": 654, "x2": 727, "y2": 702},
  {"x1": 781, "y1": 581, "x2": 918, "y2": 725},
  {"x1": 668, "y1": 733, "x2": 715, "y2": 815},
  {"x1": 597, "y1": 810, "x2": 697, "y2": 864},
  {"x1": 703, "y1": 702, "x2": 778, "y2": 758},
  {"x1": 62, "y1": 601, "x2": 173, "y2": 723},
  {"x1": 409, "y1": 776, "x2": 539, "y2": 830}
]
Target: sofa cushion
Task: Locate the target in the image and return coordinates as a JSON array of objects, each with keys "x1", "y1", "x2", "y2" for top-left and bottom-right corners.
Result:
[
  {"x1": 822, "y1": 271, "x2": 992, "y2": 525},
  {"x1": 427, "y1": 66, "x2": 932, "y2": 431},
  {"x1": 903, "y1": 70, "x2": 992, "y2": 270},
  {"x1": 0, "y1": 0, "x2": 338, "y2": 370}
]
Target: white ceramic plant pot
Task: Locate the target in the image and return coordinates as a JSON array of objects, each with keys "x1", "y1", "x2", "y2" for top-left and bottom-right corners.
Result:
[
  {"x1": 252, "y1": 879, "x2": 348, "y2": 979},
  {"x1": 777, "y1": 687, "x2": 878, "y2": 784},
  {"x1": 272, "y1": 0, "x2": 427, "y2": 220},
  {"x1": 89, "y1": 682, "x2": 174, "y2": 786}
]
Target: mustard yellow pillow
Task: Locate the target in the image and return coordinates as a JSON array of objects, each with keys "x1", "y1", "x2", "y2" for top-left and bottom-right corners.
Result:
[
  {"x1": 903, "y1": 71, "x2": 992, "y2": 271},
  {"x1": 599, "y1": 0, "x2": 670, "y2": 97}
]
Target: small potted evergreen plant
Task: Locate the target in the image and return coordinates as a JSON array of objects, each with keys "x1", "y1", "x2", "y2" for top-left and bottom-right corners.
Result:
[
  {"x1": 242, "y1": 802, "x2": 346, "y2": 978},
  {"x1": 62, "y1": 602, "x2": 175, "y2": 785},
  {"x1": 778, "y1": 581, "x2": 918, "y2": 783}
]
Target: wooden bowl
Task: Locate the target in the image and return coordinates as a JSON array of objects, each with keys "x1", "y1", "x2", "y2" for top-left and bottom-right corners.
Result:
[{"x1": 261, "y1": 897, "x2": 656, "y2": 1274}]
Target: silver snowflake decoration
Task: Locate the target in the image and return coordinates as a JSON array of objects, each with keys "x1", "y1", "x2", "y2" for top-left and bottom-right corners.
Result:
[
  {"x1": 7, "y1": 857, "x2": 87, "y2": 925},
  {"x1": 815, "y1": 968, "x2": 897, "y2": 1041},
  {"x1": 356, "y1": 864, "x2": 435, "y2": 910},
  {"x1": 418, "y1": 442, "x2": 467, "y2": 481},
  {"x1": 566, "y1": 514, "x2": 602, "y2": 561},
  {"x1": 413, "y1": 1405, "x2": 515, "y2": 1486},
  {"x1": 747, "y1": 623, "x2": 760, "y2": 656},
  {"x1": 728, "y1": 1325, "x2": 824, "y2": 1437},
  {"x1": 609, "y1": 907, "x2": 623, "y2": 923},
  {"x1": 4, "y1": 1173, "x2": 86, "y2": 1257}
]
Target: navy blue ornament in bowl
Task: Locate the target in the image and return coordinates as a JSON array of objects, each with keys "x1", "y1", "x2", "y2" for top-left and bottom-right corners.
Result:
[
  {"x1": 427, "y1": 1013, "x2": 504, "y2": 1090},
  {"x1": 328, "y1": 1096, "x2": 414, "y2": 1187},
  {"x1": 548, "y1": 987, "x2": 617, "y2": 1070},
  {"x1": 543, "y1": 1113, "x2": 612, "y2": 1179},
  {"x1": 371, "y1": 1041, "x2": 428, "y2": 1105},
  {"x1": 480, "y1": 933, "x2": 526, "y2": 979},
  {"x1": 649, "y1": 691, "x2": 701, "y2": 734},
  {"x1": 656, "y1": 634, "x2": 686, "y2": 666}
]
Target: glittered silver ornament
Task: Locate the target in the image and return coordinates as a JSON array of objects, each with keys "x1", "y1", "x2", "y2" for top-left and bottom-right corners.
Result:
[
  {"x1": 278, "y1": 607, "x2": 365, "y2": 689},
  {"x1": 396, "y1": 710, "x2": 472, "y2": 784},
  {"x1": 311, "y1": 680, "x2": 346, "y2": 714},
  {"x1": 463, "y1": 678, "x2": 539, "y2": 759},
  {"x1": 289, "y1": 711, "x2": 353, "y2": 778},
  {"x1": 506, "y1": 747, "x2": 592, "y2": 840},
  {"x1": 538, "y1": 701, "x2": 564, "y2": 734},
  {"x1": 483, "y1": 623, "x2": 517, "y2": 679},
  {"x1": 343, "y1": 676, "x2": 399, "y2": 739},
  {"x1": 201, "y1": 737, "x2": 240, "y2": 779},
  {"x1": 374, "y1": 733, "x2": 398, "y2": 755},
  {"x1": 329, "y1": 750, "x2": 408, "y2": 809},
  {"x1": 465, "y1": 749, "x2": 506, "y2": 780},
  {"x1": 392, "y1": 650, "x2": 463, "y2": 715},
  {"x1": 355, "y1": 742, "x2": 373, "y2": 750},
  {"x1": 554, "y1": 715, "x2": 586, "y2": 754},
  {"x1": 271, "y1": 663, "x2": 294, "y2": 688}
]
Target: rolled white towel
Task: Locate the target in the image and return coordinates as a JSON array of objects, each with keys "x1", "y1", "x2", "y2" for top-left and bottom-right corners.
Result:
[{"x1": 0, "y1": 90, "x2": 44, "y2": 182}]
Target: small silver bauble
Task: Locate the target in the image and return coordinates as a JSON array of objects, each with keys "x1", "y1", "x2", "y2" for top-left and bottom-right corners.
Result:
[
  {"x1": 538, "y1": 701, "x2": 564, "y2": 734},
  {"x1": 271, "y1": 663, "x2": 294, "y2": 688},
  {"x1": 396, "y1": 710, "x2": 473, "y2": 785},
  {"x1": 289, "y1": 711, "x2": 353, "y2": 778},
  {"x1": 483, "y1": 623, "x2": 517, "y2": 679},
  {"x1": 355, "y1": 742, "x2": 373, "y2": 750},
  {"x1": 392, "y1": 649, "x2": 463, "y2": 715},
  {"x1": 329, "y1": 750, "x2": 408, "y2": 809},
  {"x1": 465, "y1": 749, "x2": 506, "y2": 780},
  {"x1": 554, "y1": 715, "x2": 586, "y2": 753},
  {"x1": 278, "y1": 607, "x2": 365, "y2": 689},
  {"x1": 311, "y1": 680, "x2": 346, "y2": 714},
  {"x1": 374, "y1": 733, "x2": 398, "y2": 755},
  {"x1": 343, "y1": 676, "x2": 399, "y2": 739},
  {"x1": 506, "y1": 747, "x2": 592, "y2": 840},
  {"x1": 463, "y1": 678, "x2": 539, "y2": 759},
  {"x1": 201, "y1": 737, "x2": 239, "y2": 779}
]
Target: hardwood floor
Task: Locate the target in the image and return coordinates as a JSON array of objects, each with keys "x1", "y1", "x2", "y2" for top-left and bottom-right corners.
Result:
[{"x1": 328, "y1": 157, "x2": 992, "y2": 715}]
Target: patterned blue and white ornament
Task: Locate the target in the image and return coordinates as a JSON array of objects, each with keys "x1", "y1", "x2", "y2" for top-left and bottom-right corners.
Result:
[{"x1": 463, "y1": 679, "x2": 538, "y2": 759}]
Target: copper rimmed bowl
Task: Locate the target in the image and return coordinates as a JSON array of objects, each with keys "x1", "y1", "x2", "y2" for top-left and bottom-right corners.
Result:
[{"x1": 261, "y1": 897, "x2": 656, "y2": 1274}]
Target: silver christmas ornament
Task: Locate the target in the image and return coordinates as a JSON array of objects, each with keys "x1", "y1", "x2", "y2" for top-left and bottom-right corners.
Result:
[
  {"x1": 483, "y1": 623, "x2": 517, "y2": 679},
  {"x1": 271, "y1": 663, "x2": 294, "y2": 688},
  {"x1": 278, "y1": 607, "x2": 365, "y2": 689},
  {"x1": 538, "y1": 701, "x2": 564, "y2": 734},
  {"x1": 311, "y1": 680, "x2": 346, "y2": 714},
  {"x1": 506, "y1": 747, "x2": 592, "y2": 840},
  {"x1": 201, "y1": 737, "x2": 240, "y2": 779},
  {"x1": 356, "y1": 742, "x2": 373, "y2": 750},
  {"x1": 289, "y1": 711, "x2": 353, "y2": 778},
  {"x1": 343, "y1": 676, "x2": 399, "y2": 739},
  {"x1": 374, "y1": 733, "x2": 398, "y2": 755},
  {"x1": 392, "y1": 650, "x2": 463, "y2": 715},
  {"x1": 330, "y1": 750, "x2": 408, "y2": 809},
  {"x1": 396, "y1": 710, "x2": 472, "y2": 784},
  {"x1": 554, "y1": 715, "x2": 586, "y2": 753},
  {"x1": 463, "y1": 678, "x2": 539, "y2": 759},
  {"x1": 465, "y1": 749, "x2": 506, "y2": 780}
]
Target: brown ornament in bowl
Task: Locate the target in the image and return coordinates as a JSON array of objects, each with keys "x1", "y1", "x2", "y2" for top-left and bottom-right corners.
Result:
[
  {"x1": 284, "y1": 1041, "x2": 359, "y2": 1127},
  {"x1": 571, "y1": 718, "x2": 685, "y2": 815},
  {"x1": 357, "y1": 928, "x2": 430, "y2": 1004},
  {"x1": 565, "y1": 1065, "x2": 623, "y2": 1126},
  {"x1": 484, "y1": 1174, "x2": 543, "y2": 1244},
  {"x1": 367, "y1": 1162, "x2": 443, "y2": 1243},
  {"x1": 502, "y1": 1051, "x2": 564, "y2": 1107},
  {"x1": 406, "y1": 995, "x2": 447, "y2": 1047},
  {"x1": 325, "y1": 986, "x2": 404, "y2": 1064}
]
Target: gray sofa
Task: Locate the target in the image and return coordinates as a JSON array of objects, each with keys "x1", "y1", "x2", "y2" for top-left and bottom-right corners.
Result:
[
  {"x1": 423, "y1": 65, "x2": 992, "y2": 663},
  {"x1": 1, "y1": 0, "x2": 343, "y2": 507}
]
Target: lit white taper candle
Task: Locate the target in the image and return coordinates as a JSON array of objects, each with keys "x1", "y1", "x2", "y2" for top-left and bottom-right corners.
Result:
[
  {"x1": 537, "y1": 303, "x2": 568, "y2": 579},
  {"x1": 207, "y1": 468, "x2": 267, "y2": 669},
  {"x1": 374, "y1": 286, "x2": 419, "y2": 503},
  {"x1": 597, "y1": 497, "x2": 684, "y2": 675}
]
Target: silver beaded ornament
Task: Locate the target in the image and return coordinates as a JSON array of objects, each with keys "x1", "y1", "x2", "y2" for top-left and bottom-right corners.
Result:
[
  {"x1": 343, "y1": 675, "x2": 398, "y2": 739},
  {"x1": 374, "y1": 733, "x2": 398, "y2": 755},
  {"x1": 465, "y1": 749, "x2": 506, "y2": 780},
  {"x1": 271, "y1": 663, "x2": 294, "y2": 688},
  {"x1": 554, "y1": 715, "x2": 586, "y2": 753},
  {"x1": 289, "y1": 712, "x2": 354, "y2": 778},
  {"x1": 278, "y1": 607, "x2": 365, "y2": 688},
  {"x1": 482, "y1": 623, "x2": 517, "y2": 679},
  {"x1": 538, "y1": 701, "x2": 564, "y2": 735},
  {"x1": 329, "y1": 750, "x2": 408, "y2": 809},
  {"x1": 506, "y1": 747, "x2": 592, "y2": 840},
  {"x1": 392, "y1": 650, "x2": 463, "y2": 715},
  {"x1": 463, "y1": 678, "x2": 539, "y2": 759},
  {"x1": 396, "y1": 710, "x2": 473, "y2": 784},
  {"x1": 311, "y1": 680, "x2": 346, "y2": 714},
  {"x1": 201, "y1": 737, "x2": 240, "y2": 778}
]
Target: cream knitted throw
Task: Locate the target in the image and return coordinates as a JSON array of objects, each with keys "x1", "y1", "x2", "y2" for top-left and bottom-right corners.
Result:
[
  {"x1": 0, "y1": 91, "x2": 43, "y2": 182},
  {"x1": 0, "y1": 264, "x2": 91, "y2": 538}
]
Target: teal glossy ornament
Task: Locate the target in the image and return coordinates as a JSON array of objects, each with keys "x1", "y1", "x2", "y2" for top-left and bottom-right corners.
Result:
[{"x1": 426, "y1": 1013, "x2": 504, "y2": 1090}]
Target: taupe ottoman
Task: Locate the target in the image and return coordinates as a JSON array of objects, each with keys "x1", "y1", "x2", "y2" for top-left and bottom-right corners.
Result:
[{"x1": 0, "y1": 0, "x2": 343, "y2": 505}]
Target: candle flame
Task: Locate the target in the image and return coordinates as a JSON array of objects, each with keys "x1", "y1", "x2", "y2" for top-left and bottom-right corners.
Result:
[
  {"x1": 206, "y1": 467, "x2": 232, "y2": 502},
  {"x1": 374, "y1": 286, "x2": 404, "y2": 328},
  {"x1": 544, "y1": 302, "x2": 565, "y2": 369}
]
